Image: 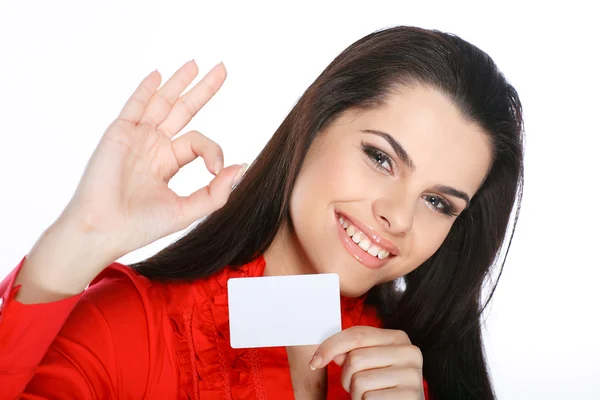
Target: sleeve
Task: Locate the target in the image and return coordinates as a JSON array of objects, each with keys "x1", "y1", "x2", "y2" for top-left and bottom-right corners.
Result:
[{"x1": 0, "y1": 256, "x2": 151, "y2": 399}]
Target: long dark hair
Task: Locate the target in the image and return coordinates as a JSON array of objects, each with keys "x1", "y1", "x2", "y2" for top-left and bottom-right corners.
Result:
[{"x1": 130, "y1": 25, "x2": 524, "y2": 399}]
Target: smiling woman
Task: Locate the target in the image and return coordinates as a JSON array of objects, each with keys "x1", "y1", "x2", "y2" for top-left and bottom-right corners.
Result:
[
  {"x1": 129, "y1": 26, "x2": 524, "y2": 398},
  {"x1": 0, "y1": 25, "x2": 523, "y2": 400}
]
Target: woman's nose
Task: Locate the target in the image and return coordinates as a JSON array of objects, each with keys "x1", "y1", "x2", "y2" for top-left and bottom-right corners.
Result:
[{"x1": 373, "y1": 194, "x2": 417, "y2": 235}]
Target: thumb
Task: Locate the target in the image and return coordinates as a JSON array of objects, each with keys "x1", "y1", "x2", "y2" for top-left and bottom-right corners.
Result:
[{"x1": 177, "y1": 163, "x2": 247, "y2": 227}]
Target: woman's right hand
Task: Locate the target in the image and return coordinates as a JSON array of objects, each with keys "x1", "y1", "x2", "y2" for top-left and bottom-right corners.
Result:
[{"x1": 58, "y1": 60, "x2": 247, "y2": 260}]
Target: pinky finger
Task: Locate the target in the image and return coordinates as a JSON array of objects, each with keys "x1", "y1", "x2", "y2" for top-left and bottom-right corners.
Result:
[
  {"x1": 174, "y1": 163, "x2": 246, "y2": 228},
  {"x1": 117, "y1": 70, "x2": 162, "y2": 124}
]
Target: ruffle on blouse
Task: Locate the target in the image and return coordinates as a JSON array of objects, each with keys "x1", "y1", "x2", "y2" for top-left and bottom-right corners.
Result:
[{"x1": 168, "y1": 254, "x2": 379, "y2": 400}]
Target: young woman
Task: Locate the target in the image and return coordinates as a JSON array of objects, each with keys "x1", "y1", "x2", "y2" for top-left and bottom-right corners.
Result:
[{"x1": 0, "y1": 25, "x2": 524, "y2": 399}]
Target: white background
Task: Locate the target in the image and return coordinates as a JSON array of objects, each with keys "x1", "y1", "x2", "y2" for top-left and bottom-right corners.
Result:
[{"x1": 1, "y1": 1, "x2": 598, "y2": 398}]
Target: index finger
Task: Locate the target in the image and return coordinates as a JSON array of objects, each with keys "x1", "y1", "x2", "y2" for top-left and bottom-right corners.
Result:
[{"x1": 309, "y1": 326, "x2": 410, "y2": 370}]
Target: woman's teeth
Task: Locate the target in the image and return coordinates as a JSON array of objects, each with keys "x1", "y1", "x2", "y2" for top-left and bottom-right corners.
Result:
[{"x1": 338, "y1": 216, "x2": 391, "y2": 260}]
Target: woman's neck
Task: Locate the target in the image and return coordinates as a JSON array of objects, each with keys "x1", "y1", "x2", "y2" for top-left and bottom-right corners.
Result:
[{"x1": 263, "y1": 219, "x2": 316, "y2": 277}]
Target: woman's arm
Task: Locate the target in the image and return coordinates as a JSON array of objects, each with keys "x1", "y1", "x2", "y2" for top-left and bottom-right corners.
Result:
[
  {"x1": 0, "y1": 256, "x2": 151, "y2": 399},
  {"x1": 0, "y1": 59, "x2": 238, "y2": 399}
]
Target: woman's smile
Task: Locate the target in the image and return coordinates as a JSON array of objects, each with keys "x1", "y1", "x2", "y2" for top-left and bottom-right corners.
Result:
[{"x1": 335, "y1": 210, "x2": 397, "y2": 269}]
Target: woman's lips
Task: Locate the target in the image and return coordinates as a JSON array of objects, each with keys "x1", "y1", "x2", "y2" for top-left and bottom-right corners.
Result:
[
  {"x1": 335, "y1": 211, "x2": 400, "y2": 256},
  {"x1": 335, "y1": 211, "x2": 395, "y2": 269}
]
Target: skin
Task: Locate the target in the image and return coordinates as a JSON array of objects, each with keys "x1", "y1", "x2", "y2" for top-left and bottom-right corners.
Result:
[{"x1": 263, "y1": 84, "x2": 493, "y2": 398}]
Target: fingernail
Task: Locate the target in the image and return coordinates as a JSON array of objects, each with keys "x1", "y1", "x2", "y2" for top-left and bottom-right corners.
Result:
[
  {"x1": 232, "y1": 163, "x2": 248, "y2": 186},
  {"x1": 213, "y1": 157, "x2": 223, "y2": 174},
  {"x1": 309, "y1": 353, "x2": 322, "y2": 371}
]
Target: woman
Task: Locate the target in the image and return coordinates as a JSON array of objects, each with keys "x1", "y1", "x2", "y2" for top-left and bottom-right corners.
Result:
[{"x1": 0, "y1": 25, "x2": 524, "y2": 399}]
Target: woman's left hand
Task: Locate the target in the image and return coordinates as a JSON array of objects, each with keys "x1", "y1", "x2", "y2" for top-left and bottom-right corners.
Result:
[{"x1": 309, "y1": 326, "x2": 425, "y2": 399}]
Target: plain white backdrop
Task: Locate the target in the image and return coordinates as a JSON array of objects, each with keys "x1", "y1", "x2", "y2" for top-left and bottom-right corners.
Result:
[{"x1": 1, "y1": 1, "x2": 598, "y2": 398}]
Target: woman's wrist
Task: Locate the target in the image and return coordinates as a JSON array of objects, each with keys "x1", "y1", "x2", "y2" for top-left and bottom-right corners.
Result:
[{"x1": 14, "y1": 218, "x2": 122, "y2": 304}]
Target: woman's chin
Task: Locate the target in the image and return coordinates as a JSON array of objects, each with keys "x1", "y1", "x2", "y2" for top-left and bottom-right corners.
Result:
[
  {"x1": 339, "y1": 286, "x2": 370, "y2": 298},
  {"x1": 310, "y1": 256, "x2": 375, "y2": 298},
  {"x1": 337, "y1": 272, "x2": 374, "y2": 298}
]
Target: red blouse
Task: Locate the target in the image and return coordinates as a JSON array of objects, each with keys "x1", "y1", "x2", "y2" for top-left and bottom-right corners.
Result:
[{"x1": 0, "y1": 254, "x2": 429, "y2": 399}]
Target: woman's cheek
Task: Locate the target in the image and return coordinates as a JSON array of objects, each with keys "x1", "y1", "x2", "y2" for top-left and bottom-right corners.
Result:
[{"x1": 413, "y1": 220, "x2": 450, "y2": 262}]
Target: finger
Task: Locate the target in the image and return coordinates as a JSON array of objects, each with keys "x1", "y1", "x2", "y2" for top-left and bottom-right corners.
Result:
[
  {"x1": 117, "y1": 69, "x2": 162, "y2": 124},
  {"x1": 174, "y1": 163, "x2": 247, "y2": 229},
  {"x1": 170, "y1": 130, "x2": 224, "y2": 176},
  {"x1": 340, "y1": 346, "x2": 422, "y2": 391},
  {"x1": 139, "y1": 59, "x2": 199, "y2": 128},
  {"x1": 334, "y1": 354, "x2": 346, "y2": 366},
  {"x1": 157, "y1": 61, "x2": 227, "y2": 139},
  {"x1": 310, "y1": 327, "x2": 411, "y2": 370},
  {"x1": 349, "y1": 367, "x2": 422, "y2": 400},
  {"x1": 362, "y1": 387, "x2": 423, "y2": 400}
]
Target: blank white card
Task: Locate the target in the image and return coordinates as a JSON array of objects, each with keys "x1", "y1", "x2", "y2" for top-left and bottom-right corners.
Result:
[{"x1": 228, "y1": 273, "x2": 341, "y2": 348}]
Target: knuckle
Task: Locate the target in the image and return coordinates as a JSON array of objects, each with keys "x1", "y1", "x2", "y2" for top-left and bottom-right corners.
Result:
[
  {"x1": 188, "y1": 129, "x2": 204, "y2": 138},
  {"x1": 179, "y1": 96, "x2": 197, "y2": 118},
  {"x1": 141, "y1": 114, "x2": 159, "y2": 127},
  {"x1": 351, "y1": 327, "x2": 369, "y2": 348},
  {"x1": 409, "y1": 345, "x2": 424, "y2": 366},
  {"x1": 157, "y1": 125, "x2": 172, "y2": 138},
  {"x1": 215, "y1": 198, "x2": 228, "y2": 209},
  {"x1": 189, "y1": 130, "x2": 219, "y2": 151},
  {"x1": 110, "y1": 118, "x2": 132, "y2": 132},
  {"x1": 408, "y1": 368, "x2": 422, "y2": 386},
  {"x1": 201, "y1": 134, "x2": 221, "y2": 153},
  {"x1": 200, "y1": 76, "x2": 220, "y2": 96},
  {"x1": 350, "y1": 372, "x2": 367, "y2": 393},
  {"x1": 139, "y1": 84, "x2": 155, "y2": 100},
  {"x1": 187, "y1": 130, "x2": 204, "y2": 142},
  {"x1": 396, "y1": 329, "x2": 411, "y2": 344},
  {"x1": 363, "y1": 393, "x2": 376, "y2": 400},
  {"x1": 398, "y1": 392, "x2": 420, "y2": 400},
  {"x1": 186, "y1": 130, "x2": 208, "y2": 152},
  {"x1": 207, "y1": 181, "x2": 226, "y2": 207},
  {"x1": 155, "y1": 91, "x2": 175, "y2": 108},
  {"x1": 212, "y1": 190, "x2": 228, "y2": 208},
  {"x1": 214, "y1": 142, "x2": 224, "y2": 157},
  {"x1": 345, "y1": 351, "x2": 361, "y2": 370}
]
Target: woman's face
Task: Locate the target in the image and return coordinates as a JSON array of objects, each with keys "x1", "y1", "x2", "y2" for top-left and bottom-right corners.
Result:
[{"x1": 265, "y1": 84, "x2": 493, "y2": 297}]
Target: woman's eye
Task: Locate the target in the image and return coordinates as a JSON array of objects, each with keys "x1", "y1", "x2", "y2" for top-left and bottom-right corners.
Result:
[
  {"x1": 423, "y1": 195, "x2": 456, "y2": 217},
  {"x1": 362, "y1": 144, "x2": 393, "y2": 173}
]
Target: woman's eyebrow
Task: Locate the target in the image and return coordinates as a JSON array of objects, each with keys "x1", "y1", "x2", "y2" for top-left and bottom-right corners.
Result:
[
  {"x1": 432, "y1": 185, "x2": 471, "y2": 208},
  {"x1": 361, "y1": 129, "x2": 416, "y2": 173},
  {"x1": 360, "y1": 128, "x2": 471, "y2": 208}
]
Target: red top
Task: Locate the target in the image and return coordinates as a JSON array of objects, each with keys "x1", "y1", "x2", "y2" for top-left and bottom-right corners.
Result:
[{"x1": 0, "y1": 254, "x2": 429, "y2": 399}]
